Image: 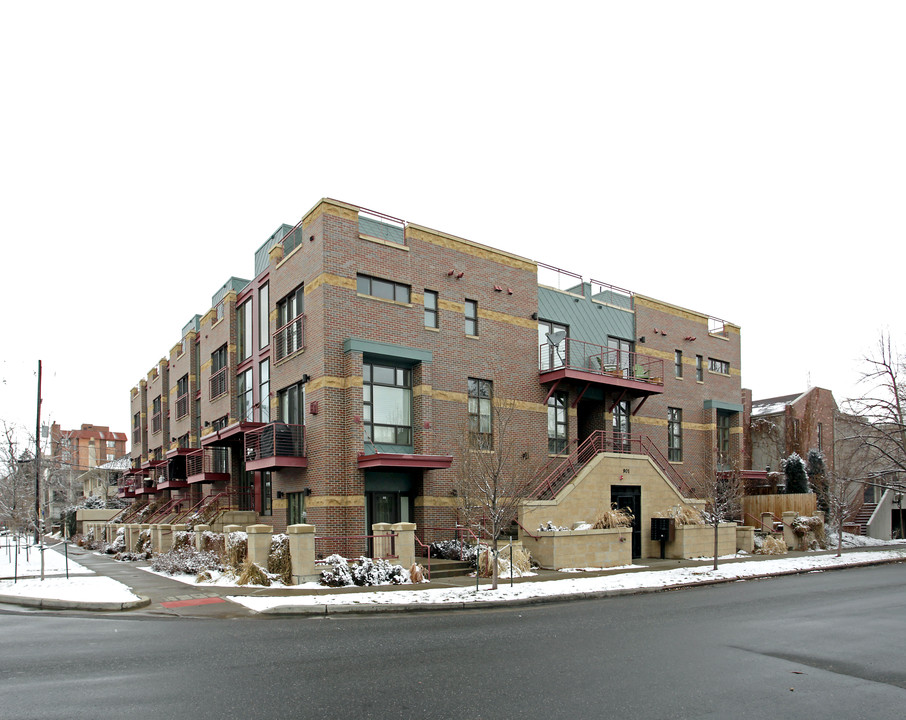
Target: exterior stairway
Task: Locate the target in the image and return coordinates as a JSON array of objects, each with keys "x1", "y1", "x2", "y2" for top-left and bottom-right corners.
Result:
[{"x1": 852, "y1": 502, "x2": 877, "y2": 536}]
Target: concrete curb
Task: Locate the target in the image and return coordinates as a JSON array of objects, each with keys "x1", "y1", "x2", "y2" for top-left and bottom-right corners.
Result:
[
  {"x1": 0, "y1": 594, "x2": 151, "y2": 612},
  {"x1": 258, "y1": 555, "x2": 906, "y2": 616}
]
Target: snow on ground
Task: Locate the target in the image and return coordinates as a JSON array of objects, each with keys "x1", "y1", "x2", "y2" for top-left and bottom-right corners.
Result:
[
  {"x1": 0, "y1": 539, "x2": 93, "y2": 577},
  {"x1": 0, "y1": 576, "x2": 142, "y2": 603},
  {"x1": 227, "y1": 549, "x2": 906, "y2": 612},
  {"x1": 1, "y1": 539, "x2": 141, "y2": 604},
  {"x1": 141, "y1": 565, "x2": 307, "y2": 589}
]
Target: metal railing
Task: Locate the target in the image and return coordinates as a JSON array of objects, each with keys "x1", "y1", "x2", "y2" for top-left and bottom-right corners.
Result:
[
  {"x1": 539, "y1": 338, "x2": 664, "y2": 384},
  {"x1": 175, "y1": 394, "x2": 189, "y2": 419},
  {"x1": 151, "y1": 412, "x2": 162, "y2": 434},
  {"x1": 245, "y1": 422, "x2": 305, "y2": 461},
  {"x1": 529, "y1": 430, "x2": 694, "y2": 500},
  {"x1": 273, "y1": 315, "x2": 305, "y2": 361},
  {"x1": 209, "y1": 367, "x2": 227, "y2": 399},
  {"x1": 186, "y1": 447, "x2": 230, "y2": 478}
]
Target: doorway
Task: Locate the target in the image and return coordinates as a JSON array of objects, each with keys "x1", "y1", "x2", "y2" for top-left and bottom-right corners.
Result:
[{"x1": 611, "y1": 485, "x2": 641, "y2": 558}]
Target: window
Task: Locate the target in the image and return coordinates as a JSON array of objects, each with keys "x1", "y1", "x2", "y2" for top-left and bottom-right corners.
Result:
[
  {"x1": 260, "y1": 471, "x2": 273, "y2": 516},
  {"x1": 210, "y1": 345, "x2": 228, "y2": 399},
  {"x1": 237, "y1": 368, "x2": 254, "y2": 422},
  {"x1": 363, "y1": 363, "x2": 412, "y2": 446},
  {"x1": 607, "y1": 337, "x2": 633, "y2": 376},
  {"x1": 356, "y1": 274, "x2": 410, "y2": 304},
  {"x1": 276, "y1": 285, "x2": 304, "y2": 359},
  {"x1": 817, "y1": 422, "x2": 823, "y2": 451},
  {"x1": 468, "y1": 378, "x2": 492, "y2": 448},
  {"x1": 464, "y1": 299, "x2": 478, "y2": 336},
  {"x1": 237, "y1": 300, "x2": 253, "y2": 362},
  {"x1": 717, "y1": 411, "x2": 731, "y2": 464},
  {"x1": 177, "y1": 432, "x2": 189, "y2": 449},
  {"x1": 668, "y1": 407, "x2": 682, "y2": 462},
  {"x1": 258, "y1": 282, "x2": 269, "y2": 350},
  {"x1": 176, "y1": 374, "x2": 189, "y2": 419},
  {"x1": 278, "y1": 381, "x2": 305, "y2": 426},
  {"x1": 259, "y1": 360, "x2": 270, "y2": 423},
  {"x1": 151, "y1": 396, "x2": 162, "y2": 434},
  {"x1": 538, "y1": 320, "x2": 568, "y2": 370},
  {"x1": 106, "y1": 440, "x2": 116, "y2": 450},
  {"x1": 675, "y1": 350, "x2": 683, "y2": 379},
  {"x1": 424, "y1": 290, "x2": 439, "y2": 328},
  {"x1": 696, "y1": 355, "x2": 703, "y2": 382},
  {"x1": 211, "y1": 416, "x2": 229, "y2": 472},
  {"x1": 708, "y1": 358, "x2": 730, "y2": 375},
  {"x1": 548, "y1": 391, "x2": 568, "y2": 454},
  {"x1": 215, "y1": 302, "x2": 224, "y2": 323},
  {"x1": 287, "y1": 491, "x2": 306, "y2": 525},
  {"x1": 132, "y1": 412, "x2": 141, "y2": 445},
  {"x1": 613, "y1": 400, "x2": 631, "y2": 452}
]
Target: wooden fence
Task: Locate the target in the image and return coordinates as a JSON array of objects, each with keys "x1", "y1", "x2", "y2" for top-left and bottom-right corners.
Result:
[{"x1": 741, "y1": 493, "x2": 817, "y2": 525}]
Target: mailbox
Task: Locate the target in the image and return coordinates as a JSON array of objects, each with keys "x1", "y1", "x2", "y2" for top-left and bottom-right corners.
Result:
[{"x1": 651, "y1": 517, "x2": 675, "y2": 542}]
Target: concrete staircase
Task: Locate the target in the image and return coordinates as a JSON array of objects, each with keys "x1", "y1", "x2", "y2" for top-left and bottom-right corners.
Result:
[{"x1": 425, "y1": 558, "x2": 473, "y2": 579}]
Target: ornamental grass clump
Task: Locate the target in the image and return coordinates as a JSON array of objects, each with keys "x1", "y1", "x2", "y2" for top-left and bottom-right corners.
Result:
[
  {"x1": 237, "y1": 559, "x2": 271, "y2": 586},
  {"x1": 267, "y1": 534, "x2": 292, "y2": 585},
  {"x1": 225, "y1": 531, "x2": 248, "y2": 569},
  {"x1": 791, "y1": 515, "x2": 826, "y2": 550},
  {"x1": 755, "y1": 535, "x2": 787, "y2": 555},
  {"x1": 656, "y1": 505, "x2": 705, "y2": 525},
  {"x1": 592, "y1": 504, "x2": 634, "y2": 529},
  {"x1": 476, "y1": 544, "x2": 533, "y2": 578}
]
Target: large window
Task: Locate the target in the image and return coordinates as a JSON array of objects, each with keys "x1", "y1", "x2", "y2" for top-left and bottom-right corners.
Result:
[
  {"x1": 708, "y1": 358, "x2": 730, "y2": 375},
  {"x1": 363, "y1": 363, "x2": 412, "y2": 446},
  {"x1": 278, "y1": 381, "x2": 305, "y2": 426},
  {"x1": 258, "y1": 282, "x2": 269, "y2": 350},
  {"x1": 176, "y1": 374, "x2": 189, "y2": 419},
  {"x1": 424, "y1": 290, "x2": 438, "y2": 328},
  {"x1": 259, "y1": 360, "x2": 270, "y2": 423},
  {"x1": 607, "y1": 337, "x2": 633, "y2": 376},
  {"x1": 464, "y1": 299, "x2": 478, "y2": 336},
  {"x1": 210, "y1": 345, "x2": 227, "y2": 399},
  {"x1": 717, "y1": 411, "x2": 732, "y2": 465},
  {"x1": 468, "y1": 378, "x2": 493, "y2": 448},
  {"x1": 237, "y1": 300, "x2": 253, "y2": 362},
  {"x1": 548, "y1": 391, "x2": 568, "y2": 454},
  {"x1": 356, "y1": 274, "x2": 410, "y2": 304},
  {"x1": 237, "y1": 368, "x2": 254, "y2": 422},
  {"x1": 276, "y1": 285, "x2": 304, "y2": 359},
  {"x1": 538, "y1": 320, "x2": 568, "y2": 370},
  {"x1": 668, "y1": 407, "x2": 683, "y2": 462}
]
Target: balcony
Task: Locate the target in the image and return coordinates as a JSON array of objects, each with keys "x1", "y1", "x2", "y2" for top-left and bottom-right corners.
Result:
[
  {"x1": 185, "y1": 447, "x2": 231, "y2": 484},
  {"x1": 244, "y1": 423, "x2": 307, "y2": 471},
  {"x1": 539, "y1": 338, "x2": 664, "y2": 399},
  {"x1": 273, "y1": 315, "x2": 305, "y2": 362}
]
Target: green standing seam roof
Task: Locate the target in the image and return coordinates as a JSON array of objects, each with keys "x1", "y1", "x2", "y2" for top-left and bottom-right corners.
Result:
[{"x1": 538, "y1": 284, "x2": 635, "y2": 345}]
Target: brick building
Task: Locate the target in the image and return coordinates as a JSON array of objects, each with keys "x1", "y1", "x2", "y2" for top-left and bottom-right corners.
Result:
[{"x1": 123, "y1": 198, "x2": 748, "y2": 554}]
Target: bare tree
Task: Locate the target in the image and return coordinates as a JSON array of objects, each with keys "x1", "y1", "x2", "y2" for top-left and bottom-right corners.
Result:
[
  {"x1": 702, "y1": 466, "x2": 743, "y2": 571},
  {"x1": 844, "y1": 332, "x2": 906, "y2": 489},
  {"x1": 0, "y1": 421, "x2": 36, "y2": 534},
  {"x1": 454, "y1": 398, "x2": 535, "y2": 590},
  {"x1": 819, "y1": 469, "x2": 863, "y2": 557}
]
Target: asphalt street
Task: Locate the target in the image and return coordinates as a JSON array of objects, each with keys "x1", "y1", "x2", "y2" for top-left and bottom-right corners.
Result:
[{"x1": 2, "y1": 562, "x2": 905, "y2": 719}]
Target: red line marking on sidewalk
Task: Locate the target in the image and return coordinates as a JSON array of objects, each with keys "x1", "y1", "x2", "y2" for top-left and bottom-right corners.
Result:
[{"x1": 160, "y1": 597, "x2": 227, "y2": 608}]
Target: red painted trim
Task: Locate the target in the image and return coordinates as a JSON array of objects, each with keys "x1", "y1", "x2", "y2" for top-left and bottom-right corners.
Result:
[
  {"x1": 246, "y1": 456, "x2": 309, "y2": 472},
  {"x1": 160, "y1": 597, "x2": 226, "y2": 608},
  {"x1": 539, "y1": 367, "x2": 664, "y2": 395}
]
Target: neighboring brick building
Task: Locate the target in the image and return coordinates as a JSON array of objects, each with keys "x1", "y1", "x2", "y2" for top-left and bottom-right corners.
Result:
[
  {"x1": 123, "y1": 198, "x2": 748, "y2": 554},
  {"x1": 748, "y1": 387, "x2": 837, "y2": 479}
]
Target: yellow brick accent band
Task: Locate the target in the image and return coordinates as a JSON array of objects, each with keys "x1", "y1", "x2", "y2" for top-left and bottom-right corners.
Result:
[
  {"x1": 414, "y1": 496, "x2": 462, "y2": 508},
  {"x1": 406, "y1": 224, "x2": 536, "y2": 273},
  {"x1": 307, "y1": 495, "x2": 366, "y2": 508}
]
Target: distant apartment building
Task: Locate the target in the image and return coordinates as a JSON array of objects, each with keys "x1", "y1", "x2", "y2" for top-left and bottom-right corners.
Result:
[{"x1": 123, "y1": 198, "x2": 748, "y2": 554}]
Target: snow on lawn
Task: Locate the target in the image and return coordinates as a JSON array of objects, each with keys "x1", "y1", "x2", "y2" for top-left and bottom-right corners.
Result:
[
  {"x1": 0, "y1": 576, "x2": 143, "y2": 604},
  {"x1": 0, "y1": 540, "x2": 93, "y2": 577},
  {"x1": 228, "y1": 549, "x2": 906, "y2": 612}
]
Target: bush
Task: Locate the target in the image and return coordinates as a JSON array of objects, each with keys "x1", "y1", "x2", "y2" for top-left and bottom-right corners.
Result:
[
  {"x1": 783, "y1": 453, "x2": 810, "y2": 493},
  {"x1": 105, "y1": 528, "x2": 126, "y2": 555},
  {"x1": 151, "y1": 544, "x2": 223, "y2": 575},
  {"x1": 319, "y1": 555, "x2": 409, "y2": 587},
  {"x1": 754, "y1": 535, "x2": 787, "y2": 555},
  {"x1": 430, "y1": 539, "x2": 479, "y2": 566}
]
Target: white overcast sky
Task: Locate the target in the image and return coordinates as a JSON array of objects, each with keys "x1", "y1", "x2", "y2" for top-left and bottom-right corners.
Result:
[{"x1": 1, "y1": 1, "x2": 903, "y2": 448}]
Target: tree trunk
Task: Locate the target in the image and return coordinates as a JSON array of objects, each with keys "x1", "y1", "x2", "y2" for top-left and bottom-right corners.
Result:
[
  {"x1": 837, "y1": 516, "x2": 843, "y2": 558},
  {"x1": 713, "y1": 517, "x2": 719, "y2": 571},
  {"x1": 491, "y1": 534, "x2": 499, "y2": 591}
]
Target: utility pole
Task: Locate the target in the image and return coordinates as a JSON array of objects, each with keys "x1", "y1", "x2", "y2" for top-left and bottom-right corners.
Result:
[{"x1": 34, "y1": 362, "x2": 43, "y2": 579}]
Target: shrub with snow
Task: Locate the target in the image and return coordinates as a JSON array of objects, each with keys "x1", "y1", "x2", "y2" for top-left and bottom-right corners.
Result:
[
  {"x1": 319, "y1": 555, "x2": 410, "y2": 587},
  {"x1": 104, "y1": 528, "x2": 126, "y2": 555},
  {"x1": 430, "y1": 539, "x2": 479, "y2": 566},
  {"x1": 267, "y1": 534, "x2": 292, "y2": 585},
  {"x1": 538, "y1": 521, "x2": 570, "y2": 532},
  {"x1": 151, "y1": 543, "x2": 223, "y2": 575}
]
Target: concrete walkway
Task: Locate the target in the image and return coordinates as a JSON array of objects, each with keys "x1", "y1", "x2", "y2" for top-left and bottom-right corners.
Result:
[{"x1": 3, "y1": 542, "x2": 904, "y2": 618}]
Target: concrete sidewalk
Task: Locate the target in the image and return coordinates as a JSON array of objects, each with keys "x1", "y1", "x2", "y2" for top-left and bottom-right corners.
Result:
[{"x1": 2, "y1": 542, "x2": 904, "y2": 617}]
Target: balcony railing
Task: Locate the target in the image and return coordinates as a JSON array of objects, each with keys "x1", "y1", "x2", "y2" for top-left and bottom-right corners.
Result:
[
  {"x1": 245, "y1": 423, "x2": 305, "y2": 463},
  {"x1": 186, "y1": 447, "x2": 231, "y2": 482},
  {"x1": 210, "y1": 367, "x2": 227, "y2": 399},
  {"x1": 539, "y1": 338, "x2": 664, "y2": 385},
  {"x1": 175, "y1": 393, "x2": 189, "y2": 419},
  {"x1": 151, "y1": 412, "x2": 162, "y2": 434},
  {"x1": 273, "y1": 315, "x2": 305, "y2": 362}
]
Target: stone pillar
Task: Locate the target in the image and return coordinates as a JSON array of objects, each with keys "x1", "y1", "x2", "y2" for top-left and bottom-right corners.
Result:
[
  {"x1": 372, "y1": 522, "x2": 392, "y2": 558},
  {"x1": 782, "y1": 511, "x2": 798, "y2": 550},
  {"x1": 391, "y1": 522, "x2": 416, "y2": 568},
  {"x1": 170, "y1": 523, "x2": 188, "y2": 551},
  {"x1": 736, "y1": 526, "x2": 755, "y2": 554},
  {"x1": 150, "y1": 524, "x2": 162, "y2": 552},
  {"x1": 246, "y1": 524, "x2": 273, "y2": 567},
  {"x1": 125, "y1": 524, "x2": 139, "y2": 552},
  {"x1": 760, "y1": 512, "x2": 773, "y2": 534},
  {"x1": 194, "y1": 524, "x2": 211, "y2": 551},
  {"x1": 287, "y1": 524, "x2": 317, "y2": 584}
]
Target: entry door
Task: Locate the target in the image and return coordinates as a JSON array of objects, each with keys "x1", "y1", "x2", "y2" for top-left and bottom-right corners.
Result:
[{"x1": 611, "y1": 485, "x2": 642, "y2": 558}]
